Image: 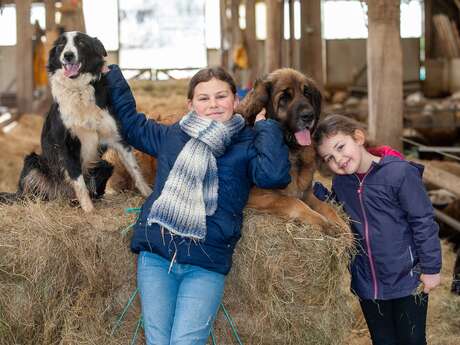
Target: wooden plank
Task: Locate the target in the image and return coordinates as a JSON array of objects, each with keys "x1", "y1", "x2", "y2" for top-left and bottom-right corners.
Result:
[
  {"x1": 425, "y1": 0, "x2": 433, "y2": 59},
  {"x1": 44, "y1": 0, "x2": 55, "y2": 30},
  {"x1": 412, "y1": 158, "x2": 460, "y2": 199},
  {"x1": 299, "y1": 0, "x2": 323, "y2": 88},
  {"x1": 15, "y1": 0, "x2": 34, "y2": 114},
  {"x1": 367, "y1": 0, "x2": 403, "y2": 150},
  {"x1": 265, "y1": 0, "x2": 282, "y2": 72},
  {"x1": 245, "y1": 0, "x2": 258, "y2": 82}
]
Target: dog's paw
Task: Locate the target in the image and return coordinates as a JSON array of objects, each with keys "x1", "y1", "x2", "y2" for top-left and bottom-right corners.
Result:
[
  {"x1": 137, "y1": 183, "x2": 152, "y2": 197},
  {"x1": 80, "y1": 200, "x2": 95, "y2": 213}
]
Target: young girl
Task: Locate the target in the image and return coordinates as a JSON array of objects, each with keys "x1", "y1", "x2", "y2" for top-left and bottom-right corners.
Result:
[
  {"x1": 104, "y1": 65, "x2": 291, "y2": 345},
  {"x1": 312, "y1": 114, "x2": 441, "y2": 345}
]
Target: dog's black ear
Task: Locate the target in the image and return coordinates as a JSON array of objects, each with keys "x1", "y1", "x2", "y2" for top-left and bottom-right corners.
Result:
[
  {"x1": 46, "y1": 45, "x2": 60, "y2": 72},
  {"x1": 236, "y1": 77, "x2": 271, "y2": 125},
  {"x1": 93, "y1": 37, "x2": 107, "y2": 57},
  {"x1": 310, "y1": 84, "x2": 322, "y2": 116}
]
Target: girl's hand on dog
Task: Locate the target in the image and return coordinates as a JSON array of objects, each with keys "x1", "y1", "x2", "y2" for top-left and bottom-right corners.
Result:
[
  {"x1": 102, "y1": 64, "x2": 110, "y2": 74},
  {"x1": 255, "y1": 108, "x2": 267, "y2": 122}
]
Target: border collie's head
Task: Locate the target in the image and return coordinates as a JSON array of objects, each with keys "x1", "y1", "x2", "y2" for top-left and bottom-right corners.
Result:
[{"x1": 47, "y1": 31, "x2": 107, "y2": 79}]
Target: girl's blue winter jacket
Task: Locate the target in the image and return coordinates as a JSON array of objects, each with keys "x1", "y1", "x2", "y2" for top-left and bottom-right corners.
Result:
[
  {"x1": 314, "y1": 155, "x2": 441, "y2": 300},
  {"x1": 106, "y1": 65, "x2": 291, "y2": 275}
]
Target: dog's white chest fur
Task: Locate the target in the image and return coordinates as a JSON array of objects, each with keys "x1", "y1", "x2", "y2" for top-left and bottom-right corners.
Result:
[{"x1": 50, "y1": 72, "x2": 120, "y2": 166}]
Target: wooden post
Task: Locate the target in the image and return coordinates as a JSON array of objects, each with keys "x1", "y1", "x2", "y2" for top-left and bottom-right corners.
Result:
[
  {"x1": 266, "y1": 0, "x2": 282, "y2": 72},
  {"x1": 45, "y1": 0, "x2": 55, "y2": 30},
  {"x1": 16, "y1": 0, "x2": 34, "y2": 114},
  {"x1": 367, "y1": 0, "x2": 403, "y2": 150},
  {"x1": 245, "y1": 0, "x2": 258, "y2": 82},
  {"x1": 299, "y1": 0, "x2": 323, "y2": 87},
  {"x1": 424, "y1": 0, "x2": 432, "y2": 59},
  {"x1": 289, "y1": 0, "x2": 295, "y2": 68}
]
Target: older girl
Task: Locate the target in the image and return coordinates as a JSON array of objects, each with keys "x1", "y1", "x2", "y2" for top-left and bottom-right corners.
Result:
[{"x1": 104, "y1": 65, "x2": 291, "y2": 345}]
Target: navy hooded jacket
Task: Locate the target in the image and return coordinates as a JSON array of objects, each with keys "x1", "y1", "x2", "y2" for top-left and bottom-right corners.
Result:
[
  {"x1": 105, "y1": 65, "x2": 291, "y2": 275},
  {"x1": 314, "y1": 152, "x2": 441, "y2": 300}
]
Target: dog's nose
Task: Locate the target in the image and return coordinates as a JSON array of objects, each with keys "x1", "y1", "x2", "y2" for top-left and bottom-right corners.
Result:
[{"x1": 63, "y1": 51, "x2": 75, "y2": 62}]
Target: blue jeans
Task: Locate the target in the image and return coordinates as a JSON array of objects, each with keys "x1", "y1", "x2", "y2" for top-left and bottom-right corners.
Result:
[{"x1": 137, "y1": 251, "x2": 226, "y2": 345}]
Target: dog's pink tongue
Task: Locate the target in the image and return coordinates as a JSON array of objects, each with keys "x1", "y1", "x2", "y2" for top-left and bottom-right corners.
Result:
[
  {"x1": 64, "y1": 64, "x2": 80, "y2": 78},
  {"x1": 294, "y1": 129, "x2": 311, "y2": 146}
]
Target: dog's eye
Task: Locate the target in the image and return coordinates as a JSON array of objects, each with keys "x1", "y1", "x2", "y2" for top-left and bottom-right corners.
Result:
[
  {"x1": 280, "y1": 91, "x2": 291, "y2": 101},
  {"x1": 303, "y1": 86, "x2": 311, "y2": 97},
  {"x1": 77, "y1": 40, "x2": 86, "y2": 47}
]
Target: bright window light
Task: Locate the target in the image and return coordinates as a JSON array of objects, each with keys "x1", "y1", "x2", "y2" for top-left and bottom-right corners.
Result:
[
  {"x1": 31, "y1": 3, "x2": 45, "y2": 29},
  {"x1": 255, "y1": 2, "x2": 266, "y2": 40},
  {"x1": 401, "y1": 1, "x2": 422, "y2": 38},
  {"x1": 119, "y1": 0, "x2": 206, "y2": 69},
  {"x1": 0, "y1": 6, "x2": 16, "y2": 46},
  {"x1": 0, "y1": 4, "x2": 46, "y2": 46},
  {"x1": 324, "y1": 0, "x2": 422, "y2": 39},
  {"x1": 82, "y1": 0, "x2": 119, "y2": 51},
  {"x1": 205, "y1": 0, "x2": 220, "y2": 48},
  {"x1": 283, "y1": 0, "x2": 300, "y2": 40}
]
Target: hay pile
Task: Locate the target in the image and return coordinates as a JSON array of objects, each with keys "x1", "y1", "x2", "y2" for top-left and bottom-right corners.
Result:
[
  {"x1": 216, "y1": 210, "x2": 354, "y2": 345},
  {"x1": 0, "y1": 195, "x2": 353, "y2": 345},
  {"x1": 0, "y1": 195, "x2": 144, "y2": 345}
]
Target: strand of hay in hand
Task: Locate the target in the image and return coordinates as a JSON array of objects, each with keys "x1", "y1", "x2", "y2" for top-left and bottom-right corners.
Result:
[
  {"x1": 214, "y1": 209, "x2": 355, "y2": 345},
  {"x1": 0, "y1": 194, "x2": 144, "y2": 345}
]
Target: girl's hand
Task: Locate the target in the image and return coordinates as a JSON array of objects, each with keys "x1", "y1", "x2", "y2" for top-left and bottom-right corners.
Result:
[
  {"x1": 102, "y1": 64, "x2": 110, "y2": 74},
  {"x1": 255, "y1": 108, "x2": 267, "y2": 122},
  {"x1": 420, "y1": 273, "x2": 441, "y2": 293}
]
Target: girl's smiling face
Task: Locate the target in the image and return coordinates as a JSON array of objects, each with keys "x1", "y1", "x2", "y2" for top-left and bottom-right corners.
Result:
[
  {"x1": 188, "y1": 78, "x2": 239, "y2": 123},
  {"x1": 317, "y1": 130, "x2": 369, "y2": 175}
]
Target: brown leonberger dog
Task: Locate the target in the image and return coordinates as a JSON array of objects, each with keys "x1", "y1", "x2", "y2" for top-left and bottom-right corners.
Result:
[{"x1": 236, "y1": 68, "x2": 347, "y2": 234}]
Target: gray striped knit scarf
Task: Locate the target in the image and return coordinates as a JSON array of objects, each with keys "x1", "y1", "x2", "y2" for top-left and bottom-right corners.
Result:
[{"x1": 146, "y1": 111, "x2": 245, "y2": 240}]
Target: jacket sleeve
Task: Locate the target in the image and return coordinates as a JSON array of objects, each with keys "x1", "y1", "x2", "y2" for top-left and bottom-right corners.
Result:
[
  {"x1": 313, "y1": 181, "x2": 338, "y2": 203},
  {"x1": 248, "y1": 119, "x2": 291, "y2": 188},
  {"x1": 105, "y1": 64, "x2": 168, "y2": 157},
  {"x1": 398, "y1": 163, "x2": 442, "y2": 274}
]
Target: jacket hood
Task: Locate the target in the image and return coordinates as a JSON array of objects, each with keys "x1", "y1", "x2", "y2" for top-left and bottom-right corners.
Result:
[
  {"x1": 368, "y1": 145, "x2": 404, "y2": 159},
  {"x1": 367, "y1": 146, "x2": 424, "y2": 177}
]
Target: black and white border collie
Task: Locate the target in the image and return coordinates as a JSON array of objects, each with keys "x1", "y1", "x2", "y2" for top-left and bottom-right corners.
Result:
[{"x1": 0, "y1": 32, "x2": 151, "y2": 212}]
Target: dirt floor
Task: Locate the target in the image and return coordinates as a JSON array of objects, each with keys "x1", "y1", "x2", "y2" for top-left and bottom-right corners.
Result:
[{"x1": 1, "y1": 85, "x2": 459, "y2": 344}]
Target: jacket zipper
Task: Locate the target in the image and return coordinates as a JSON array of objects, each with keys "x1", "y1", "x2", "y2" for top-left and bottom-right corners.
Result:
[
  {"x1": 409, "y1": 245, "x2": 414, "y2": 277},
  {"x1": 355, "y1": 169, "x2": 379, "y2": 299}
]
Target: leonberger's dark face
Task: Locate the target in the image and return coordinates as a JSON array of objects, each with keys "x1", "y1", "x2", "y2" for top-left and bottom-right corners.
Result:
[{"x1": 237, "y1": 68, "x2": 322, "y2": 149}]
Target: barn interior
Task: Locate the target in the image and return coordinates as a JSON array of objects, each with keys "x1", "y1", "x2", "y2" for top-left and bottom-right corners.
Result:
[{"x1": 0, "y1": 1, "x2": 459, "y2": 345}]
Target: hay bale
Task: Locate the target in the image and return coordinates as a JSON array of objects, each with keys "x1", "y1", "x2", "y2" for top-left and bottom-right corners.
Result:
[
  {"x1": 215, "y1": 209, "x2": 353, "y2": 345},
  {"x1": 0, "y1": 197, "x2": 353, "y2": 345},
  {"x1": 0, "y1": 194, "x2": 144, "y2": 345}
]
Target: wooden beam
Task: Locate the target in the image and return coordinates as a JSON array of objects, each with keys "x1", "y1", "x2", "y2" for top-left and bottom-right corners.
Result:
[
  {"x1": 299, "y1": 0, "x2": 323, "y2": 88},
  {"x1": 424, "y1": 0, "x2": 433, "y2": 59},
  {"x1": 15, "y1": 0, "x2": 34, "y2": 114},
  {"x1": 265, "y1": 0, "x2": 282, "y2": 73},
  {"x1": 44, "y1": 0, "x2": 55, "y2": 30},
  {"x1": 367, "y1": 0, "x2": 403, "y2": 150},
  {"x1": 412, "y1": 159, "x2": 460, "y2": 199},
  {"x1": 245, "y1": 0, "x2": 258, "y2": 82}
]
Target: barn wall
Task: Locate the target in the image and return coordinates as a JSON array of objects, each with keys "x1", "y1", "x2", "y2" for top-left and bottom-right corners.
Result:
[
  {"x1": 325, "y1": 38, "x2": 420, "y2": 89},
  {"x1": 0, "y1": 46, "x2": 17, "y2": 93}
]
